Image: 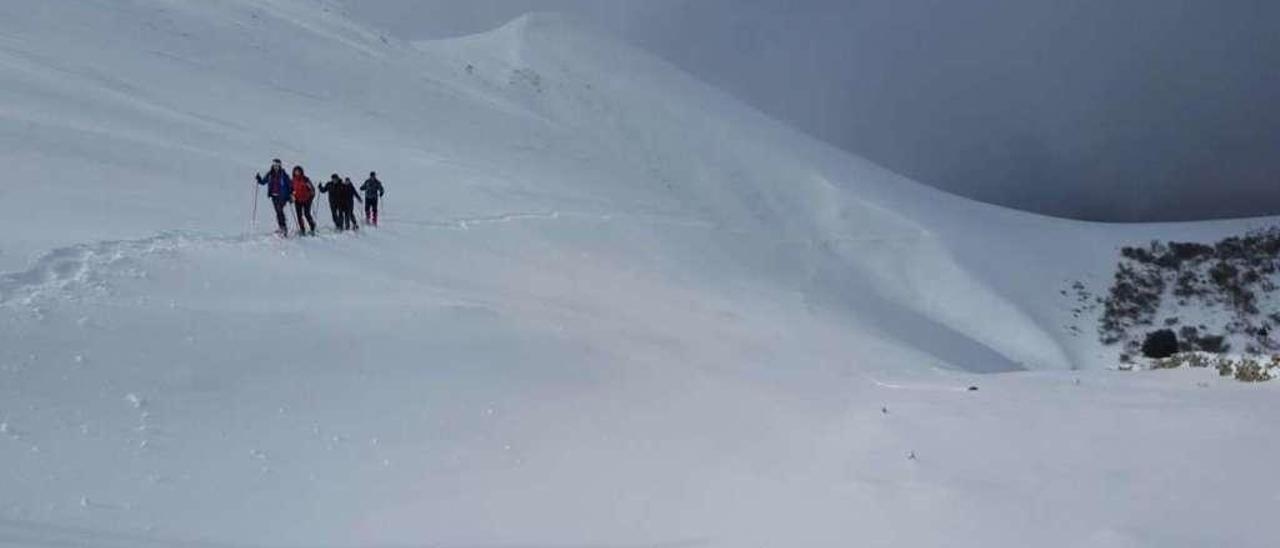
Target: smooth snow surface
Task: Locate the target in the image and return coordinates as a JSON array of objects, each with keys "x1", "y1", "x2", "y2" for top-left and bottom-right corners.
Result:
[{"x1": 1, "y1": 2, "x2": 1278, "y2": 547}]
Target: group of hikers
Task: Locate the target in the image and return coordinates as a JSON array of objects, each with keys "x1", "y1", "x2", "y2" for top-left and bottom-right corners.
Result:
[{"x1": 255, "y1": 158, "x2": 386, "y2": 237}]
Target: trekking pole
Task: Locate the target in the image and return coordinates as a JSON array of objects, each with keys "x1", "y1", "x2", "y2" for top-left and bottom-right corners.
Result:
[{"x1": 250, "y1": 178, "x2": 260, "y2": 236}]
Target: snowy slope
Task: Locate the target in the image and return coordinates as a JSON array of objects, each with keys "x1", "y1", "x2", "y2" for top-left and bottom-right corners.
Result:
[{"x1": 2, "y1": 1, "x2": 1279, "y2": 547}]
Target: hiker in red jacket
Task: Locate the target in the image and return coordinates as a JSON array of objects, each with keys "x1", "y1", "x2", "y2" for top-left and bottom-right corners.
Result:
[{"x1": 291, "y1": 166, "x2": 317, "y2": 236}]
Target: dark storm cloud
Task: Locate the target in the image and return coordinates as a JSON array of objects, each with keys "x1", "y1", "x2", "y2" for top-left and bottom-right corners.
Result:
[{"x1": 346, "y1": 0, "x2": 1280, "y2": 222}]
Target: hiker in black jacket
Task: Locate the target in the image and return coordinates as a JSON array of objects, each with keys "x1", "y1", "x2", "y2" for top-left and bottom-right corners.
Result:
[
  {"x1": 318, "y1": 174, "x2": 345, "y2": 231},
  {"x1": 339, "y1": 177, "x2": 361, "y2": 231}
]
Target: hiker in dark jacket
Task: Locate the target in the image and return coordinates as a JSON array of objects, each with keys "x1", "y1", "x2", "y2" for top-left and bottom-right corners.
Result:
[
  {"x1": 255, "y1": 158, "x2": 293, "y2": 236},
  {"x1": 340, "y1": 177, "x2": 361, "y2": 231},
  {"x1": 318, "y1": 174, "x2": 345, "y2": 231},
  {"x1": 360, "y1": 172, "x2": 385, "y2": 226},
  {"x1": 291, "y1": 166, "x2": 317, "y2": 236}
]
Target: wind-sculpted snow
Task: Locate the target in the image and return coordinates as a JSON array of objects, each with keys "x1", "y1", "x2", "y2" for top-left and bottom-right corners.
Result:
[{"x1": 3, "y1": 1, "x2": 1280, "y2": 547}]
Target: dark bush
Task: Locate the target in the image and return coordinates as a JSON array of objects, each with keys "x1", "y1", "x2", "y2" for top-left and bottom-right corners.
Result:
[
  {"x1": 1175, "y1": 326, "x2": 1230, "y2": 353},
  {"x1": 1169, "y1": 242, "x2": 1214, "y2": 263},
  {"x1": 1197, "y1": 335, "x2": 1228, "y2": 353},
  {"x1": 1121, "y1": 246, "x2": 1154, "y2": 264},
  {"x1": 1209, "y1": 262, "x2": 1238, "y2": 288},
  {"x1": 1173, "y1": 271, "x2": 1203, "y2": 297},
  {"x1": 1141, "y1": 329, "x2": 1179, "y2": 359}
]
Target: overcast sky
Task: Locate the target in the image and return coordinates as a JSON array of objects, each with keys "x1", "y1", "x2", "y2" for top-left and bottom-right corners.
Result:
[{"x1": 343, "y1": 0, "x2": 1280, "y2": 222}]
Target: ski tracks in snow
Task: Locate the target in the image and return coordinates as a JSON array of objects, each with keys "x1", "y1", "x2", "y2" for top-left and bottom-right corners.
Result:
[
  {"x1": 0, "y1": 517, "x2": 710, "y2": 548},
  {"x1": 0, "y1": 209, "x2": 700, "y2": 308},
  {"x1": 389, "y1": 209, "x2": 718, "y2": 232},
  {"x1": 862, "y1": 374, "x2": 976, "y2": 393},
  {"x1": 0, "y1": 209, "x2": 614, "y2": 307},
  {"x1": 392, "y1": 210, "x2": 575, "y2": 231},
  {"x1": 0, "y1": 231, "x2": 251, "y2": 308}
]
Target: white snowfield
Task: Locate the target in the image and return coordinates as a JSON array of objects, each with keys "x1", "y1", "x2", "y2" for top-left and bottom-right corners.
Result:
[{"x1": 1, "y1": 1, "x2": 1277, "y2": 547}]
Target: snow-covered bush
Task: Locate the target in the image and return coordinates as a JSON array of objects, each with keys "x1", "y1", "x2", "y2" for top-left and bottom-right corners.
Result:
[
  {"x1": 1233, "y1": 358, "x2": 1272, "y2": 382},
  {"x1": 1150, "y1": 352, "x2": 1210, "y2": 370},
  {"x1": 1099, "y1": 227, "x2": 1280, "y2": 357},
  {"x1": 1145, "y1": 352, "x2": 1278, "y2": 383},
  {"x1": 1100, "y1": 262, "x2": 1164, "y2": 344}
]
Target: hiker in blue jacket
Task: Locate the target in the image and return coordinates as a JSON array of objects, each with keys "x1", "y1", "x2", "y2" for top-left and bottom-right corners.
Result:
[
  {"x1": 360, "y1": 171, "x2": 385, "y2": 226},
  {"x1": 255, "y1": 158, "x2": 293, "y2": 236}
]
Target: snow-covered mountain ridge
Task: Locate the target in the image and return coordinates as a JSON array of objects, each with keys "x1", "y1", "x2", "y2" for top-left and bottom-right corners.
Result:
[{"x1": 2, "y1": 2, "x2": 1279, "y2": 547}]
